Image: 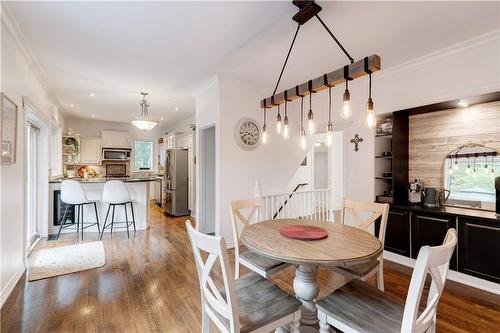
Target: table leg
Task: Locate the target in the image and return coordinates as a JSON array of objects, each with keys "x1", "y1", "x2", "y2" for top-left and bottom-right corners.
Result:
[{"x1": 294, "y1": 264, "x2": 320, "y2": 332}]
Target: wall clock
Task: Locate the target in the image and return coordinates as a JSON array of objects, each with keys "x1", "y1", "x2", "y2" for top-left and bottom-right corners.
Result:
[{"x1": 234, "y1": 118, "x2": 260, "y2": 151}]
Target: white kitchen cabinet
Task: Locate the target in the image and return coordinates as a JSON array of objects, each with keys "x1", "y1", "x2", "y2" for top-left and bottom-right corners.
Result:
[
  {"x1": 178, "y1": 133, "x2": 194, "y2": 149},
  {"x1": 101, "y1": 130, "x2": 131, "y2": 148},
  {"x1": 80, "y1": 137, "x2": 102, "y2": 164},
  {"x1": 165, "y1": 135, "x2": 176, "y2": 149}
]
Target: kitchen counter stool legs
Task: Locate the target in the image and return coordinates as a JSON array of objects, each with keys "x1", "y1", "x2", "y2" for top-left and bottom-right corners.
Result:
[
  {"x1": 100, "y1": 202, "x2": 135, "y2": 239},
  {"x1": 57, "y1": 180, "x2": 100, "y2": 240},
  {"x1": 100, "y1": 180, "x2": 136, "y2": 239}
]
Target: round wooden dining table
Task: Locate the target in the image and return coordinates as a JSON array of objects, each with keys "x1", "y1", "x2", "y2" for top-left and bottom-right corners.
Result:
[{"x1": 241, "y1": 218, "x2": 383, "y2": 333}]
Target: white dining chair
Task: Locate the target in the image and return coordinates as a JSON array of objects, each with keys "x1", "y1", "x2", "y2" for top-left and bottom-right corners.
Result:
[
  {"x1": 186, "y1": 220, "x2": 301, "y2": 333},
  {"x1": 100, "y1": 180, "x2": 136, "y2": 239},
  {"x1": 332, "y1": 199, "x2": 389, "y2": 291},
  {"x1": 230, "y1": 198, "x2": 289, "y2": 279},
  {"x1": 317, "y1": 228, "x2": 458, "y2": 333},
  {"x1": 57, "y1": 180, "x2": 100, "y2": 240}
]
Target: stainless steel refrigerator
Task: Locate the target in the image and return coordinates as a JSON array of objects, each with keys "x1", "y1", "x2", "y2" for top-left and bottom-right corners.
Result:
[{"x1": 163, "y1": 149, "x2": 190, "y2": 216}]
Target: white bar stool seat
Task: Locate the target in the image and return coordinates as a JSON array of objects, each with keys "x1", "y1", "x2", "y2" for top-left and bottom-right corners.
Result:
[
  {"x1": 57, "y1": 180, "x2": 100, "y2": 240},
  {"x1": 100, "y1": 180, "x2": 136, "y2": 239}
]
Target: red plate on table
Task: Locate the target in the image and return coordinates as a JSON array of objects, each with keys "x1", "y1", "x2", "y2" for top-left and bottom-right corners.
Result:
[{"x1": 279, "y1": 224, "x2": 328, "y2": 240}]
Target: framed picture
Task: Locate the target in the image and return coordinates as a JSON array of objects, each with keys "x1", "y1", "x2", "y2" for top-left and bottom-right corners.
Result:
[{"x1": 1, "y1": 93, "x2": 18, "y2": 164}]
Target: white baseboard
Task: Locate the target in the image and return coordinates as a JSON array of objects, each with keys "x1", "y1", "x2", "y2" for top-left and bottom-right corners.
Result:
[
  {"x1": 384, "y1": 250, "x2": 500, "y2": 295},
  {"x1": 0, "y1": 264, "x2": 26, "y2": 308}
]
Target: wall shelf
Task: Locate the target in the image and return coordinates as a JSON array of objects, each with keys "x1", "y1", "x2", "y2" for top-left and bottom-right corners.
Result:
[{"x1": 375, "y1": 155, "x2": 392, "y2": 159}]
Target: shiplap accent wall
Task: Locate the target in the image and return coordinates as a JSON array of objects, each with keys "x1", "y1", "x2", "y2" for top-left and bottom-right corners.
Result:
[{"x1": 409, "y1": 101, "x2": 500, "y2": 187}]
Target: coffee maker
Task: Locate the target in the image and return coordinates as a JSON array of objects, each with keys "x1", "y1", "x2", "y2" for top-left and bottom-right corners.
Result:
[
  {"x1": 496, "y1": 176, "x2": 500, "y2": 215},
  {"x1": 408, "y1": 179, "x2": 424, "y2": 204}
]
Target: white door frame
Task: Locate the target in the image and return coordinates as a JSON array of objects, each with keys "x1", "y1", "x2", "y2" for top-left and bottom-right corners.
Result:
[
  {"x1": 22, "y1": 97, "x2": 50, "y2": 255},
  {"x1": 196, "y1": 124, "x2": 217, "y2": 234}
]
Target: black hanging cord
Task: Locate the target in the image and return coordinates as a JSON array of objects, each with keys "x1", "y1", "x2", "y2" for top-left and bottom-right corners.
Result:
[
  {"x1": 273, "y1": 24, "x2": 301, "y2": 96},
  {"x1": 328, "y1": 86, "x2": 332, "y2": 123},
  {"x1": 364, "y1": 57, "x2": 372, "y2": 99},
  {"x1": 315, "y1": 14, "x2": 354, "y2": 64}
]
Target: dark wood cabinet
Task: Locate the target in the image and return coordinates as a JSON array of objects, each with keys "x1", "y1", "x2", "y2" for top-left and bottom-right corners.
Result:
[
  {"x1": 411, "y1": 212, "x2": 457, "y2": 270},
  {"x1": 381, "y1": 208, "x2": 411, "y2": 257},
  {"x1": 458, "y1": 217, "x2": 500, "y2": 284}
]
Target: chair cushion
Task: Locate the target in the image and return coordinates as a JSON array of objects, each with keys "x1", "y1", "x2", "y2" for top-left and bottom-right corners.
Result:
[
  {"x1": 317, "y1": 279, "x2": 404, "y2": 333},
  {"x1": 335, "y1": 259, "x2": 379, "y2": 277},
  {"x1": 217, "y1": 272, "x2": 301, "y2": 333},
  {"x1": 239, "y1": 249, "x2": 285, "y2": 272}
]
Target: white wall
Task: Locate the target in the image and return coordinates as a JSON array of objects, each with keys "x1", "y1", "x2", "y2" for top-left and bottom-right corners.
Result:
[
  {"x1": 0, "y1": 10, "x2": 63, "y2": 305},
  {"x1": 195, "y1": 30, "x2": 500, "y2": 246}
]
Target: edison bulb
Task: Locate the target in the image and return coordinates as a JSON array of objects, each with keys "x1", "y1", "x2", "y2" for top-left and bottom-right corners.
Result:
[
  {"x1": 308, "y1": 119, "x2": 315, "y2": 134},
  {"x1": 454, "y1": 162, "x2": 458, "y2": 170},
  {"x1": 466, "y1": 165, "x2": 471, "y2": 174},
  {"x1": 326, "y1": 132, "x2": 332, "y2": 146},
  {"x1": 449, "y1": 166, "x2": 454, "y2": 175},
  {"x1": 276, "y1": 121, "x2": 282, "y2": 135},
  {"x1": 366, "y1": 110, "x2": 377, "y2": 129},
  {"x1": 342, "y1": 90, "x2": 352, "y2": 119},
  {"x1": 262, "y1": 131, "x2": 268, "y2": 144},
  {"x1": 300, "y1": 136, "x2": 306, "y2": 149},
  {"x1": 342, "y1": 100, "x2": 352, "y2": 119},
  {"x1": 283, "y1": 125, "x2": 289, "y2": 139}
]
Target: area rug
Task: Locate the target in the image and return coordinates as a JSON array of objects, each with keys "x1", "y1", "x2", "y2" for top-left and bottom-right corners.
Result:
[{"x1": 28, "y1": 241, "x2": 105, "y2": 281}]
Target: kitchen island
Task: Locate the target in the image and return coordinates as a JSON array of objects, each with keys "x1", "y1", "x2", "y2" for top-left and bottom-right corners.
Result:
[{"x1": 48, "y1": 176, "x2": 158, "y2": 236}]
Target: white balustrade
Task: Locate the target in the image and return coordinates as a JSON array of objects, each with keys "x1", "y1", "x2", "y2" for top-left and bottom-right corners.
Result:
[{"x1": 259, "y1": 189, "x2": 334, "y2": 222}]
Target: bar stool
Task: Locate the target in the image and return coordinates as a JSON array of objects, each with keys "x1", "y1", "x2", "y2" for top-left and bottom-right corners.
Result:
[
  {"x1": 100, "y1": 180, "x2": 136, "y2": 239},
  {"x1": 57, "y1": 180, "x2": 100, "y2": 240}
]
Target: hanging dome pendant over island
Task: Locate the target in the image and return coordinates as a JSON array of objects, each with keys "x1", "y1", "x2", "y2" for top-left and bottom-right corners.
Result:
[{"x1": 131, "y1": 92, "x2": 158, "y2": 131}]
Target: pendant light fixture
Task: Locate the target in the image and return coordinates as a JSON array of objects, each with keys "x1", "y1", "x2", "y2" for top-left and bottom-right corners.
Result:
[
  {"x1": 326, "y1": 84, "x2": 333, "y2": 146},
  {"x1": 262, "y1": 105, "x2": 268, "y2": 144},
  {"x1": 131, "y1": 92, "x2": 158, "y2": 131},
  {"x1": 283, "y1": 98, "x2": 289, "y2": 139},
  {"x1": 300, "y1": 96, "x2": 306, "y2": 149},
  {"x1": 454, "y1": 157, "x2": 459, "y2": 170},
  {"x1": 276, "y1": 104, "x2": 282, "y2": 135},
  {"x1": 307, "y1": 81, "x2": 315, "y2": 134},
  {"x1": 364, "y1": 57, "x2": 377, "y2": 129},
  {"x1": 259, "y1": 2, "x2": 381, "y2": 148},
  {"x1": 341, "y1": 66, "x2": 352, "y2": 120}
]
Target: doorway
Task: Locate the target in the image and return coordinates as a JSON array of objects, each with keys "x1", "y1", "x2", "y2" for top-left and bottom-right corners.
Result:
[
  {"x1": 198, "y1": 126, "x2": 216, "y2": 234},
  {"x1": 26, "y1": 121, "x2": 41, "y2": 248}
]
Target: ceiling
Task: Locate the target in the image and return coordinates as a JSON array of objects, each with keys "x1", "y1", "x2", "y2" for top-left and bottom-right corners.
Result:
[{"x1": 5, "y1": 1, "x2": 500, "y2": 126}]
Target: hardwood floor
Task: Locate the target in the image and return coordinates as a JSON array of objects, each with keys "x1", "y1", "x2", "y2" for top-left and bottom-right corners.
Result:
[{"x1": 1, "y1": 204, "x2": 499, "y2": 332}]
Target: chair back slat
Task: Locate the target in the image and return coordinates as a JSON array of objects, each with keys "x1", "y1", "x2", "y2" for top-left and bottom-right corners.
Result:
[
  {"x1": 339, "y1": 199, "x2": 390, "y2": 245},
  {"x1": 186, "y1": 221, "x2": 240, "y2": 333},
  {"x1": 401, "y1": 228, "x2": 457, "y2": 333},
  {"x1": 229, "y1": 198, "x2": 262, "y2": 279}
]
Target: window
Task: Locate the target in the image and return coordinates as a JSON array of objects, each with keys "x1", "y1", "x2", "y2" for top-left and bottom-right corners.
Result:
[
  {"x1": 134, "y1": 140, "x2": 154, "y2": 171},
  {"x1": 444, "y1": 157, "x2": 498, "y2": 210}
]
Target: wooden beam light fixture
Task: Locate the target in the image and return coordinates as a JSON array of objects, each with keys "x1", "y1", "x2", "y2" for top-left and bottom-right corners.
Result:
[{"x1": 260, "y1": 1, "x2": 382, "y2": 143}]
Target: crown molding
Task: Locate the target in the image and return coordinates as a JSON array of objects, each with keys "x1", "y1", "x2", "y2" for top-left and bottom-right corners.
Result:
[
  {"x1": 375, "y1": 29, "x2": 500, "y2": 81},
  {"x1": 1, "y1": 3, "x2": 62, "y2": 109}
]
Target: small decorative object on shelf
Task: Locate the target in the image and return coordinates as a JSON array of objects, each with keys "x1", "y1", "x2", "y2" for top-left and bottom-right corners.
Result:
[
  {"x1": 349, "y1": 133, "x2": 364, "y2": 152},
  {"x1": 376, "y1": 190, "x2": 393, "y2": 204},
  {"x1": 381, "y1": 151, "x2": 392, "y2": 157},
  {"x1": 377, "y1": 117, "x2": 393, "y2": 135}
]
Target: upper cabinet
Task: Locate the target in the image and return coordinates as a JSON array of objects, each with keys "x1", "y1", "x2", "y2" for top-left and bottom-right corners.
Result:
[
  {"x1": 80, "y1": 137, "x2": 102, "y2": 164},
  {"x1": 178, "y1": 133, "x2": 194, "y2": 149},
  {"x1": 101, "y1": 130, "x2": 131, "y2": 148}
]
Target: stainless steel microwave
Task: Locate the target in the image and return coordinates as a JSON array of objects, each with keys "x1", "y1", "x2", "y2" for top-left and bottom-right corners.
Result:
[{"x1": 102, "y1": 148, "x2": 131, "y2": 161}]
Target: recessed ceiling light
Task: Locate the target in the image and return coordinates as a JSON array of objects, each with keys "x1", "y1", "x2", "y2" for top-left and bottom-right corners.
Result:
[
  {"x1": 457, "y1": 99, "x2": 468, "y2": 108},
  {"x1": 70, "y1": 104, "x2": 75, "y2": 108},
  {"x1": 175, "y1": 107, "x2": 179, "y2": 111},
  {"x1": 91, "y1": 114, "x2": 96, "y2": 118},
  {"x1": 89, "y1": 92, "x2": 96, "y2": 97},
  {"x1": 160, "y1": 117, "x2": 164, "y2": 121}
]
